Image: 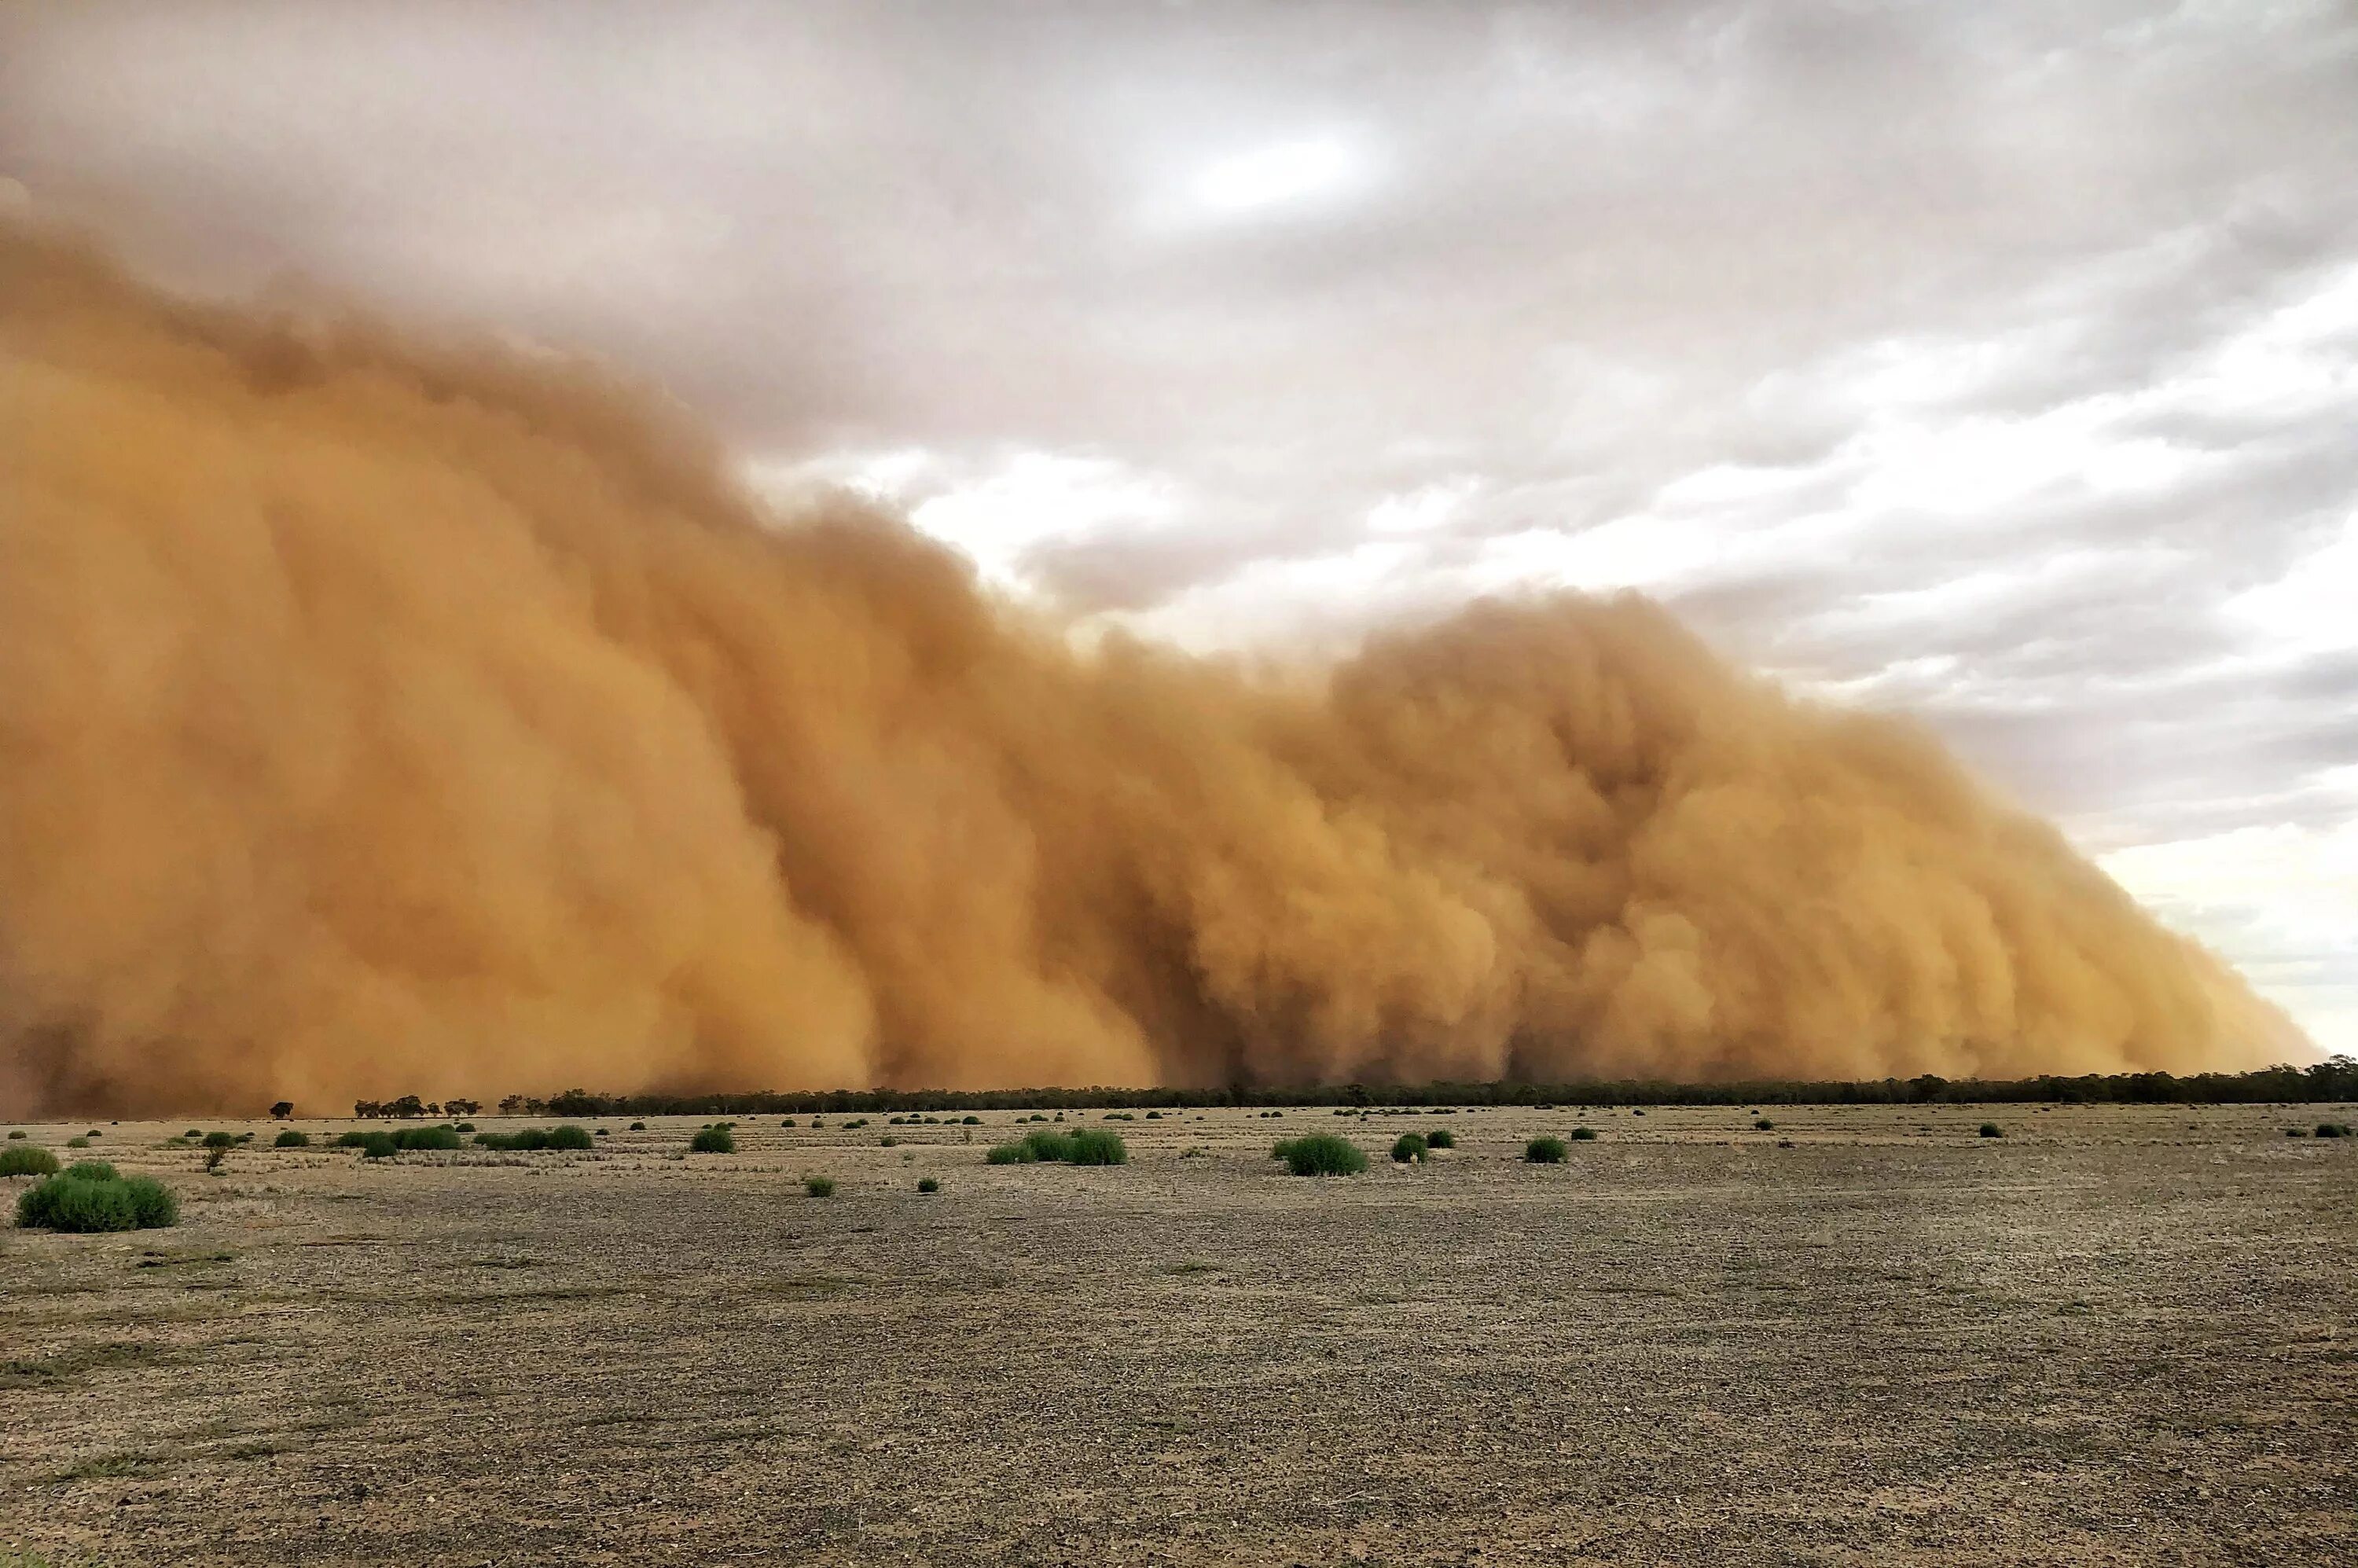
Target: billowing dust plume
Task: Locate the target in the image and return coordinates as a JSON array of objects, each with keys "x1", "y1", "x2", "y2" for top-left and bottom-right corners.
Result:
[{"x1": 0, "y1": 230, "x2": 2305, "y2": 1114}]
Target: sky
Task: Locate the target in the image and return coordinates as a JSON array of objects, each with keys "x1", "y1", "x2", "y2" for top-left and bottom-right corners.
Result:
[{"x1": 3, "y1": 0, "x2": 2353, "y2": 1059}]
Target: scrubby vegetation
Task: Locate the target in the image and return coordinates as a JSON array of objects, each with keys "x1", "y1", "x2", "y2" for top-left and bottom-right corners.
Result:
[
  {"x1": 1273, "y1": 1134, "x2": 1368, "y2": 1177},
  {"x1": 17, "y1": 1162, "x2": 178, "y2": 1232},
  {"x1": 2318, "y1": 1122, "x2": 2352, "y2": 1139},
  {"x1": 274, "y1": 1130, "x2": 310, "y2": 1148},
  {"x1": 1526, "y1": 1137, "x2": 1568, "y2": 1163},
  {"x1": 916, "y1": 1177, "x2": 939, "y2": 1193},
  {"x1": 982, "y1": 1127, "x2": 1128, "y2": 1166},
  {"x1": 1979, "y1": 1123, "x2": 2004, "y2": 1138},
  {"x1": 1391, "y1": 1133, "x2": 1427, "y2": 1163},
  {"x1": 690, "y1": 1126, "x2": 736, "y2": 1154},
  {"x1": 804, "y1": 1175, "x2": 836, "y2": 1198},
  {"x1": 1569, "y1": 1126, "x2": 1599, "y2": 1141},
  {"x1": 1426, "y1": 1129, "x2": 1456, "y2": 1150},
  {"x1": 472, "y1": 1125, "x2": 593, "y2": 1151},
  {"x1": 66, "y1": 1137, "x2": 90, "y2": 1149},
  {"x1": 358, "y1": 1132, "x2": 399, "y2": 1159},
  {"x1": 1, "y1": 1144, "x2": 61, "y2": 1177}
]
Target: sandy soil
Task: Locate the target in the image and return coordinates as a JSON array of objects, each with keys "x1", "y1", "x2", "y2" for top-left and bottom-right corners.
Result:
[{"x1": 2, "y1": 1102, "x2": 2352, "y2": 1566}]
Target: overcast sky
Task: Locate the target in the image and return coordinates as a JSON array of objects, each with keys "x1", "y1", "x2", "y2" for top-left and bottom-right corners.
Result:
[{"x1": 6, "y1": 0, "x2": 2353, "y2": 1058}]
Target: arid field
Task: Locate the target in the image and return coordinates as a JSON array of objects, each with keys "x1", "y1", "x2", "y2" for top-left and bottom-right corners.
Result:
[{"x1": 3, "y1": 1103, "x2": 2352, "y2": 1566}]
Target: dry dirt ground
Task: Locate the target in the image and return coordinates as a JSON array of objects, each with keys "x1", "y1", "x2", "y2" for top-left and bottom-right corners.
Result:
[{"x1": 2, "y1": 1102, "x2": 2352, "y2": 1566}]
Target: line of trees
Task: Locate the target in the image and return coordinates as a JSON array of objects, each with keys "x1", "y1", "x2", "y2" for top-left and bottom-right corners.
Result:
[{"x1": 396, "y1": 1057, "x2": 2355, "y2": 1120}]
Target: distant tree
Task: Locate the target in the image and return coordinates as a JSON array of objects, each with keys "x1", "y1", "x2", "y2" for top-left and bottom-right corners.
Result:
[
  {"x1": 269, "y1": 1101, "x2": 294, "y2": 1121},
  {"x1": 354, "y1": 1100, "x2": 381, "y2": 1119},
  {"x1": 445, "y1": 1099, "x2": 482, "y2": 1118},
  {"x1": 384, "y1": 1095, "x2": 425, "y2": 1119}
]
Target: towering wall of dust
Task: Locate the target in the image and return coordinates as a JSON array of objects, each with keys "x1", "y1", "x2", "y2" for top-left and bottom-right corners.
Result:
[{"x1": 0, "y1": 230, "x2": 2305, "y2": 1114}]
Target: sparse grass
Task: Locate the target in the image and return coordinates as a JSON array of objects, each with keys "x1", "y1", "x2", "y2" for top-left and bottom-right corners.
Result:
[
  {"x1": 1979, "y1": 1123, "x2": 2004, "y2": 1138},
  {"x1": 273, "y1": 1129, "x2": 310, "y2": 1148},
  {"x1": 16, "y1": 1164, "x2": 177, "y2": 1232},
  {"x1": 0, "y1": 1144, "x2": 60, "y2": 1177},
  {"x1": 1526, "y1": 1136, "x2": 1568, "y2": 1163},
  {"x1": 1390, "y1": 1132, "x2": 1427, "y2": 1163},
  {"x1": 1569, "y1": 1125, "x2": 1599, "y2": 1141},
  {"x1": 1273, "y1": 1134, "x2": 1368, "y2": 1177},
  {"x1": 916, "y1": 1177, "x2": 939, "y2": 1193},
  {"x1": 1425, "y1": 1129, "x2": 1456, "y2": 1150},
  {"x1": 803, "y1": 1175, "x2": 836, "y2": 1199},
  {"x1": 690, "y1": 1126, "x2": 736, "y2": 1154}
]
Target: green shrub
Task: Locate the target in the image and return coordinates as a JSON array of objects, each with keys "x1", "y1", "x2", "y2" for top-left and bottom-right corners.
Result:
[
  {"x1": 631, "y1": 1121, "x2": 648, "y2": 1131},
  {"x1": 547, "y1": 1125, "x2": 594, "y2": 1151},
  {"x1": 689, "y1": 1126, "x2": 735, "y2": 1154},
  {"x1": 66, "y1": 1137, "x2": 90, "y2": 1149},
  {"x1": 2317, "y1": 1122, "x2": 2352, "y2": 1139},
  {"x1": 17, "y1": 1164, "x2": 176, "y2": 1232},
  {"x1": 985, "y1": 1141, "x2": 1036, "y2": 1165},
  {"x1": 1978, "y1": 1123, "x2": 2004, "y2": 1138},
  {"x1": 2286, "y1": 1126, "x2": 2309, "y2": 1138},
  {"x1": 777, "y1": 1118, "x2": 794, "y2": 1129},
  {"x1": 880, "y1": 1136, "x2": 899, "y2": 1148},
  {"x1": 804, "y1": 1175, "x2": 836, "y2": 1198},
  {"x1": 1022, "y1": 1129, "x2": 1075, "y2": 1162},
  {"x1": 358, "y1": 1132, "x2": 399, "y2": 1160},
  {"x1": 274, "y1": 1129, "x2": 310, "y2": 1148},
  {"x1": 332, "y1": 1130, "x2": 371, "y2": 1148},
  {"x1": 961, "y1": 1115, "x2": 981, "y2": 1125},
  {"x1": 1569, "y1": 1126, "x2": 1599, "y2": 1141},
  {"x1": 1753, "y1": 1118, "x2": 1775, "y2": 1131},
  {"x1": 1426, "y1": 1129, "x2": 1456, "y2": 1150},
  {"x1": 182, "y1": 1129, "x2": 201, "y2": 1140},
  {"x1": 392, "y1": 1125, "x2": 463, "y2": 1151},
  {"x1": 916, "y1": 1177, "x2": 940, "y2": 1193},
  {"x1": 1063, "y1": 1128, "x2": 1128, "y2": 1166},
  {"x1": 1, "y1": 1144, "x2": 60, "y2": 1177},
  {"x1": 1274, "y1": 1134, "x2": 1367, "y2": 1177},
  {"x1": 454, "y1": 1122, "x2": 475, "y2": 1133},
  {"x1": 1390, "y1": 1133, "x2": 1428, "y2": 1164},
  {"x1": 1526, "y1": 1137, "x2": 1568, "y2": 1163}
]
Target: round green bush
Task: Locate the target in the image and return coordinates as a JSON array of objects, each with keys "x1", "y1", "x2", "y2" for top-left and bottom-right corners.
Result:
[
  {"x1": 454, "y1": 1122, "x2": 476, "y2": 1133},
  {"x1": 1753, "y1": 1118, "x2": 1776, "y2": 1131},
  {"x1": 804, "y1": 1174, "x2": 836, "y2": 1198},
  {"x1": 16, "y1": 1165, "x2": 176, "y2": 1232},
  {"x1": 547, "y1": 1125, "x2": 594, "y2": 1151},
  {"x1": 1390, "y1": 1133, "x2": 1428, "y2": 1164},
  {"x1": 631, "y1": 1121, "x2": 648, "y2": 1131},
  {"x1": 274, "y1": 1129, "x2": 311, "y2": 1148},
  {"x1": 1978, "y1": 1123, "x2": 2004, "y2": 1138},
  {"x1": 1021, "y1": 1129, "x2": 1075, "y2": 1162},
  {"x1": 182, "y1": 1129, "x2": 201, "y2": 1140},
  {"x1": 6, "y1": 1130, "x2": 24, "y2": 1140},
  {"x1": 916, "y1": 1177, "x2": 940, "y2": 1193},
  {"x1": 1063, "y1": 1128, "x2": 1128, "y2": 1166},
  {"x1": 2316, "y1": 1122, "x2": 2352, "y2": 1139},
  {"x1": 0, "y1": 1144, "x2": 61, "y2": 1177},
  {"x1": 1274, "y1": 1134, "x2": 1367, "y2": 1177},
  {"x1": 1569, "y1": 1125, "x2": 1599, "y2": 1141},
  {"x1": 358, "y1": 1132, "x2": 399, "y2": 1159},
  {"x1": 1425, "y1": 1129, "x2": 1456, "y2": 1150},
  {"x1": 1525, "y1": 1137, "x2": 1568, "y2": 1163},
  {"x1": 880, "y1": 1135, "x2": 899, "y2": 1148},
  {"x1": 690, "y1": 1126, "x2": 735, "y2": 1154},
  {"x1": 66, "y1": 1137, "x2": 90, "y2": 1149},
  {"x1": 202, "y1": 1130, "x2": 237, "y2": 1149}
]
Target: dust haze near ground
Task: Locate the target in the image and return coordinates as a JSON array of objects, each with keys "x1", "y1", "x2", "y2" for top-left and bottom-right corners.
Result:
[
  {"x1": 0, "y1": 230, "x2": 2307, "y2": 1115},
  {"x1": 0, "y1": 1105, "x2": 2352, "y2": 1564}
]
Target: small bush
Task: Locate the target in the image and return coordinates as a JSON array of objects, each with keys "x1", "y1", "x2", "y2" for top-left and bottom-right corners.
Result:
[
  {"x1": 332, "y1": 1130, "x2": 371, "y2": 1148},
  {"x1": 1978, "y1": 1123, "x2": 2004, "y2": 1138},
  {"x1": 631, "y1": 1121, "x2": 648, "y2": 1131},
  {"x1": 1753, "y1": 1118, "x2": 1775, "y2": 1131},
  {"x1": 1526, "y1": 1137, "x2": 1568, "y2": 1163},
  {"x1": 1063, "y1": 1128, "x2": 1128, "y2": 1166},
  {"x1": 392, "y1": 1125, "x2": 463, "y2": 1151},
  {"x1": 880, "y1": 1136, "x2": 899, "y2": 1148},
  {"x1": 690, "y1": 1126, "x2": 736, "y2": 1154},
  {"x1": 2316, "y1": 1122, "x2": 2352, "y2": 1139},
  {"x1": 17, "y1": 1163, "x2": 175, "y2": 1232},
  {"x1": 274, "y1": 1129, "x2": 310, "y2": 1148},
  {"x1": 183, "y1": 1129, "x2": 202, "y2": 1140},
  {"x1": 916, "y1": 1177, "x2": 940, "y2": 1193},
  {"x1": 1, "y1": 1144, "x2": 61, "y2": 1177},
  {"x1": 358, "y1": 1132, "x2": 398, "y2": 1159},
  {"x1": 804, "y1": 1175, "x2": 836, "y2": 1198},
  {"x1": 1022, "y1": 1129, "x2": 1076, "y2": 1162},
  {"x1": 777, "y1": 1118, "x2": 794, "y2": 1129},
  {"x1": 1569, "y1": 1125, "x2": 1599, "y2": 1141},
  {"x1": 961, "y1": 1115, "x2": 981, "y2": 1125},
  {"x1": 843, "y1": 1118, "x2": 869, "y2": 1130},
  {"x1": 1275, "y1": 1134, "x2": 1367, "y2": 1177},
  {"x1": 985, "y1": 1141, "x2": 1037, "y2": 1164},
  {"x1": 1390, "y1": 1133, "x2": 1428, "y2": 1164},
  {"x1": 6, "y1": 1129, "x2": 22, "y2": 1139},
  {"x1": 454, "y1": 1122, "x2": 476, "y2": 1133},
  {"x1": 547, "y1": 1125, "x2": 594, "y2": 1151},
  {"x1": 66, "y1": 1137, "x2": 90, "y2": 1149}
]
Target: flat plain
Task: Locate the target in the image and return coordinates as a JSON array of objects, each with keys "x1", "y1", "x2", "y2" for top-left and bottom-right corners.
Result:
[{"x1": 2, "y1": 1102, "x2": 2352, "y2": 1566}]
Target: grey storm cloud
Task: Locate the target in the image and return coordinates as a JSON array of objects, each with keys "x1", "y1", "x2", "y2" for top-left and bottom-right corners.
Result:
[{"x1": 4, "y1": 0, "x2": 2355, "y2": 1052}]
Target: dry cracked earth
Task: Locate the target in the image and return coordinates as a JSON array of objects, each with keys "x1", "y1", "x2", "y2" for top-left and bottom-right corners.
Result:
[{"x1": 2, "y1": 1102, "x2": 2352, "y2": 1566}]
